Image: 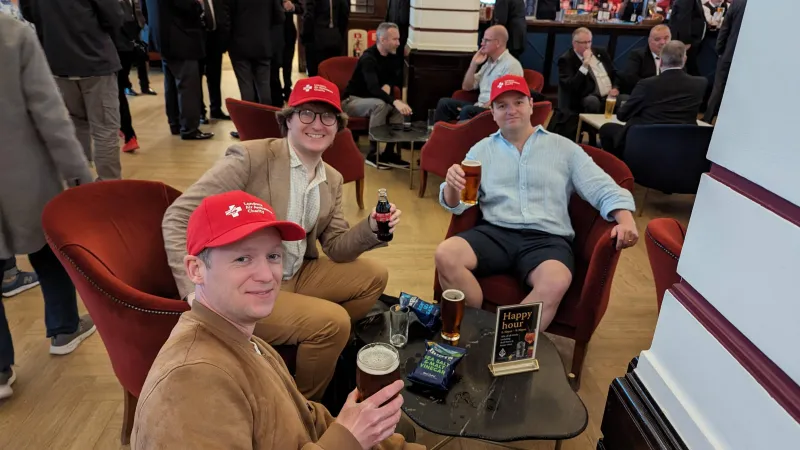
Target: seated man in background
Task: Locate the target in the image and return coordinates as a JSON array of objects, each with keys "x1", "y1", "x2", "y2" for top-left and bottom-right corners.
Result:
[
  {"x1": 134, "y1": 191, "x2": 421, "y2": 450},
  {"x1": 434, "y1": 75, "x2": 638, "y2": 331},
  {"x1": 549, "y1": 27, "x2": 619, "y2": 142},
  {"x1": 162, "y1": 77, "x2": 401, "y2": 401},
  {"x1": 342, "y1": 22, "x2": 412, "y2": 169},
  {"x1": 618, "y1": 25, "x2": 671, "y2": 95},
  {"x1": 433, "y1": 25, "x2": 523, "y2": 123},
  {"x1": 598, "y1": 41, "x2": 707, "y2": 159}
]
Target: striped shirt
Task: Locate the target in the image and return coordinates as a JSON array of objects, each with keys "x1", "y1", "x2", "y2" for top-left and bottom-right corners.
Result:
[
  {"x1": 283, "y1": 144, "x2": 326, "y2": 280},
  {"x1": 438, "y1": 127, "x2": 635, "y2": 239}
]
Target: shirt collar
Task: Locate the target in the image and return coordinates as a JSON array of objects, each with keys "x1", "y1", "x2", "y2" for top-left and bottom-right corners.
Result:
[
  {"x1": 490, "y1": 125, "x2": 549, "y2": 142},
  {"x1": 491, "y1": 49, "x2": 510, "y2": 63},
  {"x1": 288, "y1": 141, "x2": 327, "y2": 182},
  {"x1": 660, "y1": 67, "x2": 681, "y2": 73},
  {"x1": 652, "y1": 51, "x2": 660, "y2": 60}
]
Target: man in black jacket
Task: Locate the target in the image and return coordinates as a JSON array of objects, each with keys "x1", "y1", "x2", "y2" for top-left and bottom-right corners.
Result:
[
  {"x1": 619, "y1": 25, "x2": 671, "y2": 95},
  {"x1": 669, "y1": 0, "x2": 706, "y2": 75},
  {"x1": 386, "y1": 0, "x2": 409, "y2": 55},
  {"x1": 703, "y1": 0, "x2": 746, "y2": 123},
  {"x1": 21, "y1": 0, "x2": 125, "y2": 179},
  {"x1": 270, "y1": 0, "x2": 303, "y2": 106},
  {"x1": 228, "y1": 0, "x2": 284, "y2": 105},
  {"x1": 492, "y1": 0, "x2": 527, "y2": 58},
  {"x1": 145, "y1": 0, "x2": 213, "y2": 140},
  {"x1": 342, "y1": 22, "x2": 412, "y2": 169},
  {"x1": 598, "y1": 41, "x2": 707, "y2": 159},
  {"x1": 302, "y1": 0, "x2": 349, "y2": 76},
  {"x1": 199, "y1": 0, "x2": 232, "y2": 122}
]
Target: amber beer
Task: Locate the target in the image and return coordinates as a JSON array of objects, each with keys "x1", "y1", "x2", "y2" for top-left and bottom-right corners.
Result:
[
  {"x1": 440, "y1": 289, "x2": 465, "y2": 341},
  {"x1": 604, "y1": 96, "x2": 617, "y2": 119},
  {"x1": 460, "y1": 160, "x2": 481, "y2": 205},
  {"x1": 356, "y1": 343, "x2": 400, "y2": 401}
]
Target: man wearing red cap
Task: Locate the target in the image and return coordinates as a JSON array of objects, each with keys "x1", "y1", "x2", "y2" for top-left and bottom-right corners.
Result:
[
  {"x1": 135, "y1": 191, "x2": 421, "y2": 450},
  {"x1": 434, "y1": 74, "x2": 638, "y2": 331},
  {"x1": 162, "y1": 76, "x2": 401, "y2": 401}
]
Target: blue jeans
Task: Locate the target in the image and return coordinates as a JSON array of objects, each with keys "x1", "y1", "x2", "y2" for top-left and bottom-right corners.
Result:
[
  {"x1": 434, "y1": 98, "x2": 489, "y2": 123},
  {"x1": 0, "y1": 245, "x2": 79, "y2": 370}
]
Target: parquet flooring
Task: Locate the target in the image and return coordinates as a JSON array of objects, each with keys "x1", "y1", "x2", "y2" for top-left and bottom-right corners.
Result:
[{"x1": 0, "y1": 56, "x2": 695, "y2": 449}]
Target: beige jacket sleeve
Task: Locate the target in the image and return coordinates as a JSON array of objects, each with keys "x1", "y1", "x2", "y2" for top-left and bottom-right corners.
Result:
[
  {"x1": 162, "y1": 145, "x2": 252, "y2": 299},
  {"x1": 318, "y1": 173, "x2": 387, "y2": 262}
]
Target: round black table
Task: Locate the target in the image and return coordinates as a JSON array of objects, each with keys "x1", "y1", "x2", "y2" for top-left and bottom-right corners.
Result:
[
  {"x1": 368, "y1": 121, "x2": 431, "y2": 190},
  {"x1": 355, "y1": 305, "x2": 588, "y2": 449}
]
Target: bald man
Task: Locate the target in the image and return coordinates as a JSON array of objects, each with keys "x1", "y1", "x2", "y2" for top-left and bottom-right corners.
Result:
[
  {"x1": 433, "y1": 25, "x2": 523, "y2": 123},
  {"x1": 619, "y1": 25, "x2": 672, "y2": 94}
]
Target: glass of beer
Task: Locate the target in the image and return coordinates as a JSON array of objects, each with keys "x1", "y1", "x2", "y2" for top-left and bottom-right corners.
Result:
[
  {"x1": 460, "y1": 160, "x2": 481, "y2": 205},
  {"x1": 356, "y1": 343, "x2": 401, "y2": 402},
  {"x1": 440, "y1": 289, "x2": 465, "y2": 341},
  {"x1": 604, "y1": 96, "x2": 617, "y2": 119}
]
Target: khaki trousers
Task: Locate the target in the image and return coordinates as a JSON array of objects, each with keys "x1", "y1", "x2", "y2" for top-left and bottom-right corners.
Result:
[{"x1": 254, "y1": 257, "x2": 388, "y2": 401}]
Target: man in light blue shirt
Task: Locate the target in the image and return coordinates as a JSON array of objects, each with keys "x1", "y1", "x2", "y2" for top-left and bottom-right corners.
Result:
[{"x1": 435, "y1": 74, "x2": 639, "y2": 330}]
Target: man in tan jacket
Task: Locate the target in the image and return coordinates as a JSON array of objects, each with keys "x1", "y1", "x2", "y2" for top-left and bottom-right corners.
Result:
[
  {"x1": 134, "y1": 190, "x2": 422, "y2": 450},
  {"x1": 162, "y1": 76, "x2": 401, "y2": 400}
]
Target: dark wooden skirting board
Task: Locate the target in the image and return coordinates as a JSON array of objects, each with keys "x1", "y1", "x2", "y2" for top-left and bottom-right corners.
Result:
[{"x1": 597, "y1": 358, "x2": 688, "y2": 450}]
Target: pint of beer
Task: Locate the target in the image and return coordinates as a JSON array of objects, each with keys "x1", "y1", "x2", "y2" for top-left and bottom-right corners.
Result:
[
  {"x1": 460, "y1": 160, "x2": 481, "y2": 205},
  {"x1": 356, "y1": 343, "x2": 400, "y2": 401},
  {"x1": 440, "y1": 289, "x2": 465, "y2": 341},
  {"x1": 604, "y1": 96, "x2": 617, "y2": 119}
]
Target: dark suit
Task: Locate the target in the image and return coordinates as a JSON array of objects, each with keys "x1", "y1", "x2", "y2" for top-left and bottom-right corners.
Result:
[
  {"x1": 548, "y1": 47, "x2": 618, "y2": 140},
  {"x1": 302, "y1": 0, "x2": 349, "y2": 76},
  {"x1": 200, "y1": 0, "x2": 231, "y2": 117},
  {"x1": 703, "y1": 0, "x2": 745, "y2": 123},
  {"x1": 386, "y1": 0, "x2": 410, "y2": 53},
  {"x1": 535, "y1": 0, "x2": 559, "y2": 20},
  {"x1": 599, "y1": 69, "x2": 707, "y2": 158},
  {"x1": 669, "y1": 0, "x2": 706, "y2": 75},
  {"x1": 619, "y1": 47, "x2": 658, "y2": 94},
  {"x1": 492, "y1": 0, "x2": 527, "y2": 58},
  {"x1": 145, "y1": 0, "x2": 205, "y2": 135},
  {"x1": 271, "y1": 0, "x2": 303, "y2": 106},
  {"x1": 228, "y1": 0, "x2": 284, "y2": 104}
]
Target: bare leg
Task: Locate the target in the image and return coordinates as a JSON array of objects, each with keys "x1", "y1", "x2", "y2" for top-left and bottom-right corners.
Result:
[
  {"x1": 522, "y1": 260, "x2": 572, "y2": 330},
  {"x1": 435, "y1": 237, "x2": 482, "y2": 308}
]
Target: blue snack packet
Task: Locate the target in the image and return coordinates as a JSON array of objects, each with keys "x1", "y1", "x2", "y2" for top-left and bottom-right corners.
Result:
[
  {"x1": 407, "y1": 341, "x2": 466, "y2": 390},
  {"x1": 399, "y1": 292, "x2": 440, "y2": 329}
]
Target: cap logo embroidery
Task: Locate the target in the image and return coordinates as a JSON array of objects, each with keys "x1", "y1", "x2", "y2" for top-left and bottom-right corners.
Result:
[
  {"x1": 303, "y1": 84, "x2": 313, "y2": 92},
  {"x1": 243, "y1": 201, "x2": 272, "y2": 215},
  {"x1": 225, "y1": 205, "x2": 242, "y2": 218}
]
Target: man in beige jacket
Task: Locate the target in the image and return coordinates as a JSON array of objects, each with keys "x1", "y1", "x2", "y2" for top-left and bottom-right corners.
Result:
[
  {"x1": 162, "y1": 76, "x2": 401, "y2": 400},
  {"x1": 134, "y1": 190, "x2": 422, "y2": 450}
]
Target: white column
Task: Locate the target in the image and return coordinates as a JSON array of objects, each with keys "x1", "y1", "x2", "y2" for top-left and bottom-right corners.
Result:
[{"x1": 407, "y1": 0, "x2": 480, "y2": 52}]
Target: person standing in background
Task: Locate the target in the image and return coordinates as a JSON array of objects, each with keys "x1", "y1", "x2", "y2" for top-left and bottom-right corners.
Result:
[
  {"x1": 702, "y1": 0, "x2": 729, "y2": 31},
  {"x1": 703, "y1": 0, "x2": 745, "y2": 123},
  {"x1": 0, "y1": 14, "x2": 98, "y2": 399},
  {"x1": 116, "y1": 0, "x2": 145, "y2": 153},
  {"x1": 122, "y1": 0, "x2": 156, "y2": 96},
  {"x1": 302, "y1": 0, "x2": 349, "y2": 76},
  {"x1": 386, "y1": 0, "x2": 409, "y2": 55},
  {"x1": 669, "y1": 0, "x2": 706, "y2": 75},
  {"x1": 228, "y1": 0, "x2": 284, "y2": 105},
  {"x1": 534, "y1": 0, "x2": 560, "y2": 20},
  {"x1": 492, "y1": 0, "x2": 527, "y2": 59},
  {"x1": 145, "y1": 0, "x2": 214, "y2": 140},
  {"x1": 21, "y1": 0, "x2": 125, "y2": 180},
  {"x1": 270, "y1": 0, "x2": 303, "y2": 107},
  {"x1": 199, "y1": 0, "x2": 232, "y2": 123}
]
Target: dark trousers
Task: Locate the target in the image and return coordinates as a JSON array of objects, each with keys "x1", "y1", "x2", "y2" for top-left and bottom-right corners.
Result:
[
  {"x1": 2, "y1": 257, "x2": 15, "y2": 273},
  {"x1": 231, "y1": 57, "x2": 272, "y2": 105},
  {"x1": 199, "y1": 47, "x2": 224, "y2": 116},
  {"x1": 0, "y1": 246, "x2": 80, "y2": 370},
  {"x1": 162, "y1": 59, "x2": 202, "y2": 135},
  {"x1": 269, "y1": 62, "x2": 284, "y2": 108},
  {"x1": 282, "y1": 35, "x2": 297, "y2": 94},
  {"x1": 686, "y1": 42, "x2": 701, "y2": 76},
  {"x1": 120, "y1": 52, "x2": 151, "y2": 91},
  {"x1": 305, "y1": 40, "x2": 343, "y2": 77},
  {"x1": 117, "y1": 51, "x2": 137, "y2": 141},
  {"x1": 434, "y1": 98, "x2": 488, "y2": 123},
  {"x1": 598, "y1": 122, "x2": 625, "y2": 159}
]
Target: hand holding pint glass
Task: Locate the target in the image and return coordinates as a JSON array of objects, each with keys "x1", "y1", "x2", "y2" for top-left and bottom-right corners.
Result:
[
  {"x1": 441, "y1": 289, "x2": 465, "y2": 341},
  {"x1": 356, "y1": 343, "x2": 401, "y2": 402},
  {"x1": 445, "y1": 161, "x2": 481, "y2": 206}
]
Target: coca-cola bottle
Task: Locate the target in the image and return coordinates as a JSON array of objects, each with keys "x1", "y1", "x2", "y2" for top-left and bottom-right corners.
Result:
[{"x1": 375, "y1": 188, "x2": 393, "y2": 242}]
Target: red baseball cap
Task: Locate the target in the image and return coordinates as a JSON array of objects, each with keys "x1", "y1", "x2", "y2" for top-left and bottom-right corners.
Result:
[
  {"x1": 288, "y1": 76, "x2": 342, "y2": 112},
  {"x1": 186, "y1": 191, "x2": 306, "y2": 256},
  {"x1": 489, "y1": 74, "x2": 530, "y2": 104}
]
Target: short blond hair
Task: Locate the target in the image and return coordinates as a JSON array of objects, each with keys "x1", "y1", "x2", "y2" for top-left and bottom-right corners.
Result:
[{"x1": 275, "y1": 106, "x2": 349, "y2": 137}]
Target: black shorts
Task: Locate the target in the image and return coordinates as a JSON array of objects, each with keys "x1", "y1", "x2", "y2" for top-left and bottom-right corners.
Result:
[{"x1": 457, "y1": 222, "x2": 575, "y2": 285}]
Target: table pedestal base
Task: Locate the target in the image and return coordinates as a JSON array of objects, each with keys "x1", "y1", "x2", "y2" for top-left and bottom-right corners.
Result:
[{"x1": 429, "y1": 435, "x2": 565, "y2": 450}]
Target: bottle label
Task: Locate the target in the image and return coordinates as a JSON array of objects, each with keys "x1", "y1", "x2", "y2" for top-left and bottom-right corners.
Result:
[{"x1": 375, "y1": 213, "x2": 391, "y2": 222}]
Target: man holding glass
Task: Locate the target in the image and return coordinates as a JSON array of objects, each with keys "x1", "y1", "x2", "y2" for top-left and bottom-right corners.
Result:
[
  {"x1": 135, "y1": 191, "x2": 421, "y2": 450},
  {"x1": 434, "y1": 74, "x2": 638, "y2": 331}
]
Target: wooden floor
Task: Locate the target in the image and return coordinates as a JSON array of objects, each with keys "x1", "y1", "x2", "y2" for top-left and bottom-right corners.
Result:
[{"x1": 0, "y1": 59, "x2": 696, "y2": 449}]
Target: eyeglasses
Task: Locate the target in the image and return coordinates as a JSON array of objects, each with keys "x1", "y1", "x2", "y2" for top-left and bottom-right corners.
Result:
[
  {"x1": 574, "y1": 40, "x2": 592, "y2": 45},
  {"x1": 481, "y1": 38, "x2": 498, "y2": 44},
  {"x1": 296, "y1": 109, "x2": 338, "y2": 126}
]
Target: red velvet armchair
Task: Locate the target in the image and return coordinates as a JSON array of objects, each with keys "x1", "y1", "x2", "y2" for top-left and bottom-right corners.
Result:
[
  {"x1": 451, "y1": 69, "x2": 545, "y2": 103},
  {"x1": 418, "y1": 102, "x2": 553, "y2": 198},
  {"x1": 41, "y1": 180, "x2": 298, "y2": 445},
  {"x1": 227, "y1": 98, "x2": 366, "y2": 209},
  {"x1": 318, "y1": 56, "x2": 401, "y2": 132},
  {"x1": 645, "y1": 218, "x2": 686, "y2": 312},
  {"x1": 226, "y1": 98, "x2": 282, "y2": 140},
  {"x1": 432, "y1": 145, "x2": 634, "y2": 387}
]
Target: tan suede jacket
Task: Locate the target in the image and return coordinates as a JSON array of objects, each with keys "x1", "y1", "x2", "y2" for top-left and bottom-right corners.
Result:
[
  {"x1": 162, "y1": 138, "x2": 386, "y2": 299},
  {"x1": 132, "y1": 302, "x2": 422, "y2": 450}
]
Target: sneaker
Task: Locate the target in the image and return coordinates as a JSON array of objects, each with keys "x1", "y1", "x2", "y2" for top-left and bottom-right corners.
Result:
[
  {"x1": 381, "y1": 152, "x2": 411, "y2": 169},
  {"x1": 0, "y1": 367, "x2": 15, "y2": 400},
  {"x1": 2, "y1": 270, "x2": 39, "y2": 298},
  {"x1": 124, "y1": 87, "x2": 138, "y2": 96},
  {"x1": 50, "y1": 314, "x2": 96, "y2": 355},
  {"x1": 365, "y1": 151, "x2": 392, "y2": 170},
  {"x1": 122, "y1": 137, "x2": 139, "y2": 153}
]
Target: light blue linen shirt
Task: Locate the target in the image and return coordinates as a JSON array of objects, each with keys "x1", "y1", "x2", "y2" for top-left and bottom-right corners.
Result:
[{"x1": 438, "y1": 127, "x2": 635, "y2": 240}]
